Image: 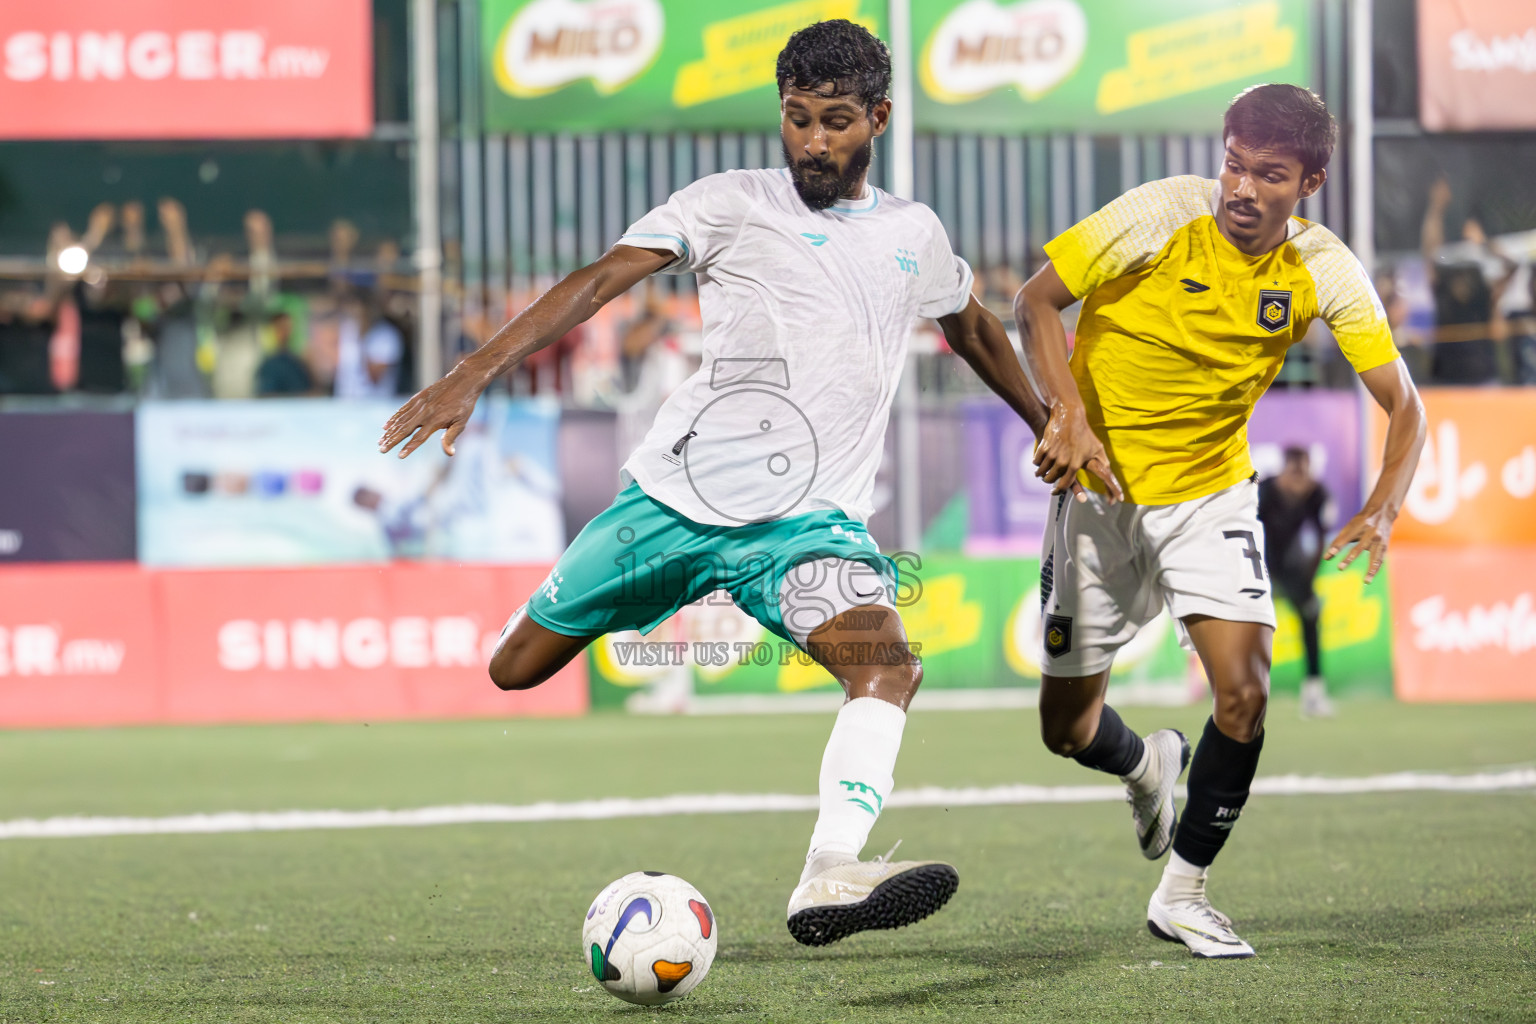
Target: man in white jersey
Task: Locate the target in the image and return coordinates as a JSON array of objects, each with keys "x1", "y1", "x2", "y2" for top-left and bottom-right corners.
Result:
[{"x1": 379, "y1": 20, "x2": 1051, "y2": 946}]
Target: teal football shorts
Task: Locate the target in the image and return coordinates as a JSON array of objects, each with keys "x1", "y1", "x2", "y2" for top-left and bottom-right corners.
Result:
[{"x1": 524, "y1": 482, "x2": 897, "y2": 647}]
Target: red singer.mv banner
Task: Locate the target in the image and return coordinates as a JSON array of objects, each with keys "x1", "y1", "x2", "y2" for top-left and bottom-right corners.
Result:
[
  {"x1": 0, "y1": 0, "x2": 371, "y2": 139},
  {"x1": 0, "y1": 563, "x2": 586, "y2": 728}
]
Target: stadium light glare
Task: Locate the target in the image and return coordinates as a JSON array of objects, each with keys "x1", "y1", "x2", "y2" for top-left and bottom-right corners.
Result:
[{"x1": 57, "y1": 245, "x2": 88, "y2": 276}]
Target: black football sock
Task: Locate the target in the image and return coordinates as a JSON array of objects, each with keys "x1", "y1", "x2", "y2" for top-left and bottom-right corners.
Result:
[
  {"x1": 1171, "y1": 716, "x2": 1265, "y2": 868},
  {"x1": 1070, "y1": 704, "x2": 1146, "y2": 777},
  {"x1": 1300, "y1": 610, "x2": 1322, "y2": 677}
]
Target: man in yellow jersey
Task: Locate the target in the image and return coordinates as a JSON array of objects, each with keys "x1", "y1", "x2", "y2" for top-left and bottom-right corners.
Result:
[{"x1": 1013, "y1": 85, "x2": 1426, "y2": 959}]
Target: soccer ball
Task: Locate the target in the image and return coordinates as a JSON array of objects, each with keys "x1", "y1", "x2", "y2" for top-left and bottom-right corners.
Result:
[{"x1": 581, "y1": 871, "x2": 717, "y2": 1005}]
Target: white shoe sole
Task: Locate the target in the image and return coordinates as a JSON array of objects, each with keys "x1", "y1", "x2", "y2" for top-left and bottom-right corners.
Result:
[{"x1": 1146, "y1": 892, "x2": 1255, "y2": 959}]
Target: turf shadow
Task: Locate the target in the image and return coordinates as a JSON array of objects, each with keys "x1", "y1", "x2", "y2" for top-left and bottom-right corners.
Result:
[{"x1": 834, "y1": 972, "x2": 998, "y2": 1009}]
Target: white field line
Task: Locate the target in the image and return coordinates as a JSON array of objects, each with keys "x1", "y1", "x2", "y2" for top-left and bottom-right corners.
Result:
[{"x1": 1, "y1": 768, "x2": 1531, "y2": 841}]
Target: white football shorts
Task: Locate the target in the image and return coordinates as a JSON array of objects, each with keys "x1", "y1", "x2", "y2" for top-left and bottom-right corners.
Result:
[{"x1": 1038, "y1": 477, "x2": 1276, "y2": 677}]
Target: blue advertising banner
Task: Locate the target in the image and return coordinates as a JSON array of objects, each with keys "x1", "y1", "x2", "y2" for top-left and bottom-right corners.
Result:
[{"x1": 137, "y1": 398, "x2": 563, "y2": 568}]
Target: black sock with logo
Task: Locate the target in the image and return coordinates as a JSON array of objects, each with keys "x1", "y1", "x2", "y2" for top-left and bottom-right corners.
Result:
[
  {"x1": 1172, "y1": 716, "x2": 1265, "y2": 868},
  {"x1": 1071, "y1": 704, "x2": 1146, "y2": 777}
]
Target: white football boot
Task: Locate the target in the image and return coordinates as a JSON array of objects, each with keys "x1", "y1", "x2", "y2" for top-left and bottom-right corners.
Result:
[
  {"x1": 1147, "y1": 890, "x2": 1256, "y2": 959},
  {"x1": 1124, "y1": 729, "x2": 1190, "y2": 860},
  {"x1": 1300, "y1": 677, "x2": 1336, "y2": 718},
  {"x1": 786, "y1": 846, "x2": 959, "y2": 947}
]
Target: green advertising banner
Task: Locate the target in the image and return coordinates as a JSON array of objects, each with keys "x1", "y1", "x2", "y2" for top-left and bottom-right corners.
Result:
[
  {"x1": 481, "y1": 0, "x2": 884, "y2": 133},
  {"x1": 1270, "y1": 560, "x2": 1394, "y2": 698},
  {"x1": 912, "y1": 0, "x2": 1313, "y2": 133},
  {"x1": 586, "y1": 554, "x2": 1395, "y2": 710},
  {"x1": 482, "y1": 0, "x2": 1312, "y2": 135},
  {"x1": 586, "y1": 555, "x2": 1191, "y2": 710}
]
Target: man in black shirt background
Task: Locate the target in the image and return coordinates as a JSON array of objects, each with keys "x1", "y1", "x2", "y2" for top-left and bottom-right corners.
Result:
[{"x1": 1258, "y1": 447, "x2": 1336, "y2": 718}]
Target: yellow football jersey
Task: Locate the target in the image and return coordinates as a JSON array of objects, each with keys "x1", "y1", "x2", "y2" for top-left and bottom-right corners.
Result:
[{"x1": 1043, "y1": 175, "x2": 1398, "y2": 505}]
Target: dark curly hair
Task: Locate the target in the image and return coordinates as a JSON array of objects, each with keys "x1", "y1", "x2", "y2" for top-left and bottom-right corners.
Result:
[
  {"x1": 1223, "y1": 84, "x2": 1338, "y2": 177},
  {"x1": 775, "y1": 19, "x2": 891, "y2": 112}
]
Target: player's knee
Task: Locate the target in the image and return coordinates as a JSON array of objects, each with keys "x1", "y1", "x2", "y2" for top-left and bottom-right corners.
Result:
[
  {"x1": 1214, "y1": 676, "x2": 1269, "y2": 742},
  {"x1": 901, "y1": 656, "x2": 924, "y2": 698},
  {"x1": 838, "y1": 652, "x2": 921, "y2": 706},
  {"x1": 487, "y1": 642, "x2": 542, "y2": 691},
  {"x1": 1039, "y1": 712, "x2": 1094, "y2": 758}
]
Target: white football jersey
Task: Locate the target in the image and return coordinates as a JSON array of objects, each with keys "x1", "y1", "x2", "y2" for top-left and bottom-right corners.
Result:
[{"x1": 617, "y1": 167, "x2": 972, "y2": 526}]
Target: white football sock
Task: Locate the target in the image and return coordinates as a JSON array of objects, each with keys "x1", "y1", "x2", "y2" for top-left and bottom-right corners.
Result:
[
  {"x1": 1156, "y1": 850, "x2": 1209, "y2": 904},
  {"x1": 801, "y1": 697, "x2": 907, "y2": 883},
  {"x1": 1120, "y1": 742, "x2": 1154, "y2": 791}
]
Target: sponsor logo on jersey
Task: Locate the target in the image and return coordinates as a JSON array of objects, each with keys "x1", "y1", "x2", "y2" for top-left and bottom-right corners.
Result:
[
  {"x1": 1257, "y1": 289, "x2": 1292, "y2": 333},
  {"x1": 1179, "y1": 278, "x2": 1209, "y2": 293}
]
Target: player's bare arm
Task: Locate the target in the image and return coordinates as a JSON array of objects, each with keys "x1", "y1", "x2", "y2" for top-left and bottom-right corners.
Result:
[
  {"x1": 938, "y1": 295, "x2": 1048, "y2": 437},
  {"x1": 1013, "y1": 263, "x2": 1122, "y2": 502},
  {"x1": 378, "y1": 243, "x2": 674, "y2": 458},
  {"x1": 1325, "y1": 359, "x2": 1426, "y2": 582}
]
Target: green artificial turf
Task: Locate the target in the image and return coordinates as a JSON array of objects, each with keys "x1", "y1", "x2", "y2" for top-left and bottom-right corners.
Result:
[{"x1": 1, "y1": 700, "x2": 1533, "y2": 1022}]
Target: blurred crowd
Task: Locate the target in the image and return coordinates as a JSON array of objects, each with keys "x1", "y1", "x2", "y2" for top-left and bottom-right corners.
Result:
[
  {"x1": 0, "y1": 201, "x2": 418, "y2": 400},
  {"x1": 1376, "y1": 177, "x2": 1536, "y2": 386},
  {"x1": 4, "y1": 178, "x2": 1535, "y2": 403}
]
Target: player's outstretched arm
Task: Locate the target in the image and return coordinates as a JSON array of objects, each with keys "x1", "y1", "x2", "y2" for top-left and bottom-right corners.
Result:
[
  {"x1": 379, "y1": 244, "x2": 675, "y2": 458},
  {"x1": 1325, "y1": 358, "x2": 1426, "y2": 583},
  {"x1": 938, "y1": 295, "x2": 1048, "y2": 437},
  {"x1": 1014, "y1": 263, "x2": 1122, "y2": 503}
]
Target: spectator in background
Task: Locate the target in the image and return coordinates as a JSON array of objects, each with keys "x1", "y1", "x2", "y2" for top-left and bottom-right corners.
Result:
[
  {"x1": 73, "y1": 277, "x2": 127, "y2": 394},
  {"x1": 1258, "y1": 447, "x2": 1336, "y2": 718},
  {"x1": 334, "y1": 291, "x2": 402, "y2": 399},
  {"x1": 143, "y1": 198, "x2": 208, "y2": 399},
  {"x1": 0, "y1": 285, "x2": 59, "y2": 394},
  {"x1": 981, "y1": 264, "x2": 1025, "y2": 319},
  {"x1": 617, "y1": 280, "x2": 674, "y2": 394},
  {"x1": 255, "y1": 311, "x2": 312, "y2": 396},
  {"x1": 206, "y1": 208, "x2": 286, "y2": 400},
  {"x1": 1422, "y1": 178, "x2": 1517, "y2": 384},
  {"x1": 1508, "y1": 262, "x2": 1536, "y2": 385},
  {"x1": 120, "y1": 201, "x2": 146, "y2": 263}
]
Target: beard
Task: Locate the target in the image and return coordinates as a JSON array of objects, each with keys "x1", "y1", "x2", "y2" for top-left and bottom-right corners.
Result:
[{"x1": 782, "y1": 138, "x2": 873, "y2": 211}]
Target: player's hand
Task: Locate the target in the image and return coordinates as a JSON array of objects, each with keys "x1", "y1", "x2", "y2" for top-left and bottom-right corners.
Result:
[
  {"x1": 378, "y1": 370, "x2": 483, "y2": 459},
  {"x1": 1325, "y1": 506, "x2": 1395, "y2": 583},
  {"x1": 1033, "y1": 402, "x2": 1122, "y2": 504}
]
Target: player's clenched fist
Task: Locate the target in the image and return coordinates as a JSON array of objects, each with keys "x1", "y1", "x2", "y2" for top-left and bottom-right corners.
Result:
[{"x1": 1033, "y1": 401, "x2": 1123, "y2": 504}]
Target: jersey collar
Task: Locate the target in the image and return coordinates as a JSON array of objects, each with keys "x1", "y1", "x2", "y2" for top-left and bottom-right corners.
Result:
[{"x1": 779, "y1": 167, "x2": 880, "y2": 214}]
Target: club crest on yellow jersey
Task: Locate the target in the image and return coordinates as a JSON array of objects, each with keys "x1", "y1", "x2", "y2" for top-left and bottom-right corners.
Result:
[{"x1": 1257, "y1": 289, "x2": 1292, "y2": 334}]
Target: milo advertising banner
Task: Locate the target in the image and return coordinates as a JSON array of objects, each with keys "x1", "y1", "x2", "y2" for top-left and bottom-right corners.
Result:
[
  {"x1": 913, "y1": 0, "x2": 1312, "y2": 133},
  {"x1": 481, "y1": 0, "x2": 1310, "y2": 135},
  {"x1": 587, "y1": 552, "x2": 1393, "y2": 710},
  {"x1": 481, "y1": 0, "x2": 884, "y2": 133}
]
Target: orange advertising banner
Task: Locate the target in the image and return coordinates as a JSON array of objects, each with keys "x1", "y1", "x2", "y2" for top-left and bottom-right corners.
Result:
[
  {"x1": 0, "y1": 0, "x2": 371, "y2": 139},
  {"x1": 0, "y1": 562, "x2": 585, "y2": 728},
  {"x1": 1390, "y1": 545, "x2": 1536, "y2": 702},
  {"x1": 1369, "y1": 388, "x2": 1536, "y2": 546},
  {"x1": 1418, "y1": 0, "x2": 1536, "y2": 131},
  {"x1": 0, "y1": 564, "x2": 162, "y2": 726}
]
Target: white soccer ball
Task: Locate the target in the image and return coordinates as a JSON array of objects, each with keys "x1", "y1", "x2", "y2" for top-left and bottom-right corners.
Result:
[{"x1": 581, "y1": 871, "x2": 717, "y2": 1005}]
